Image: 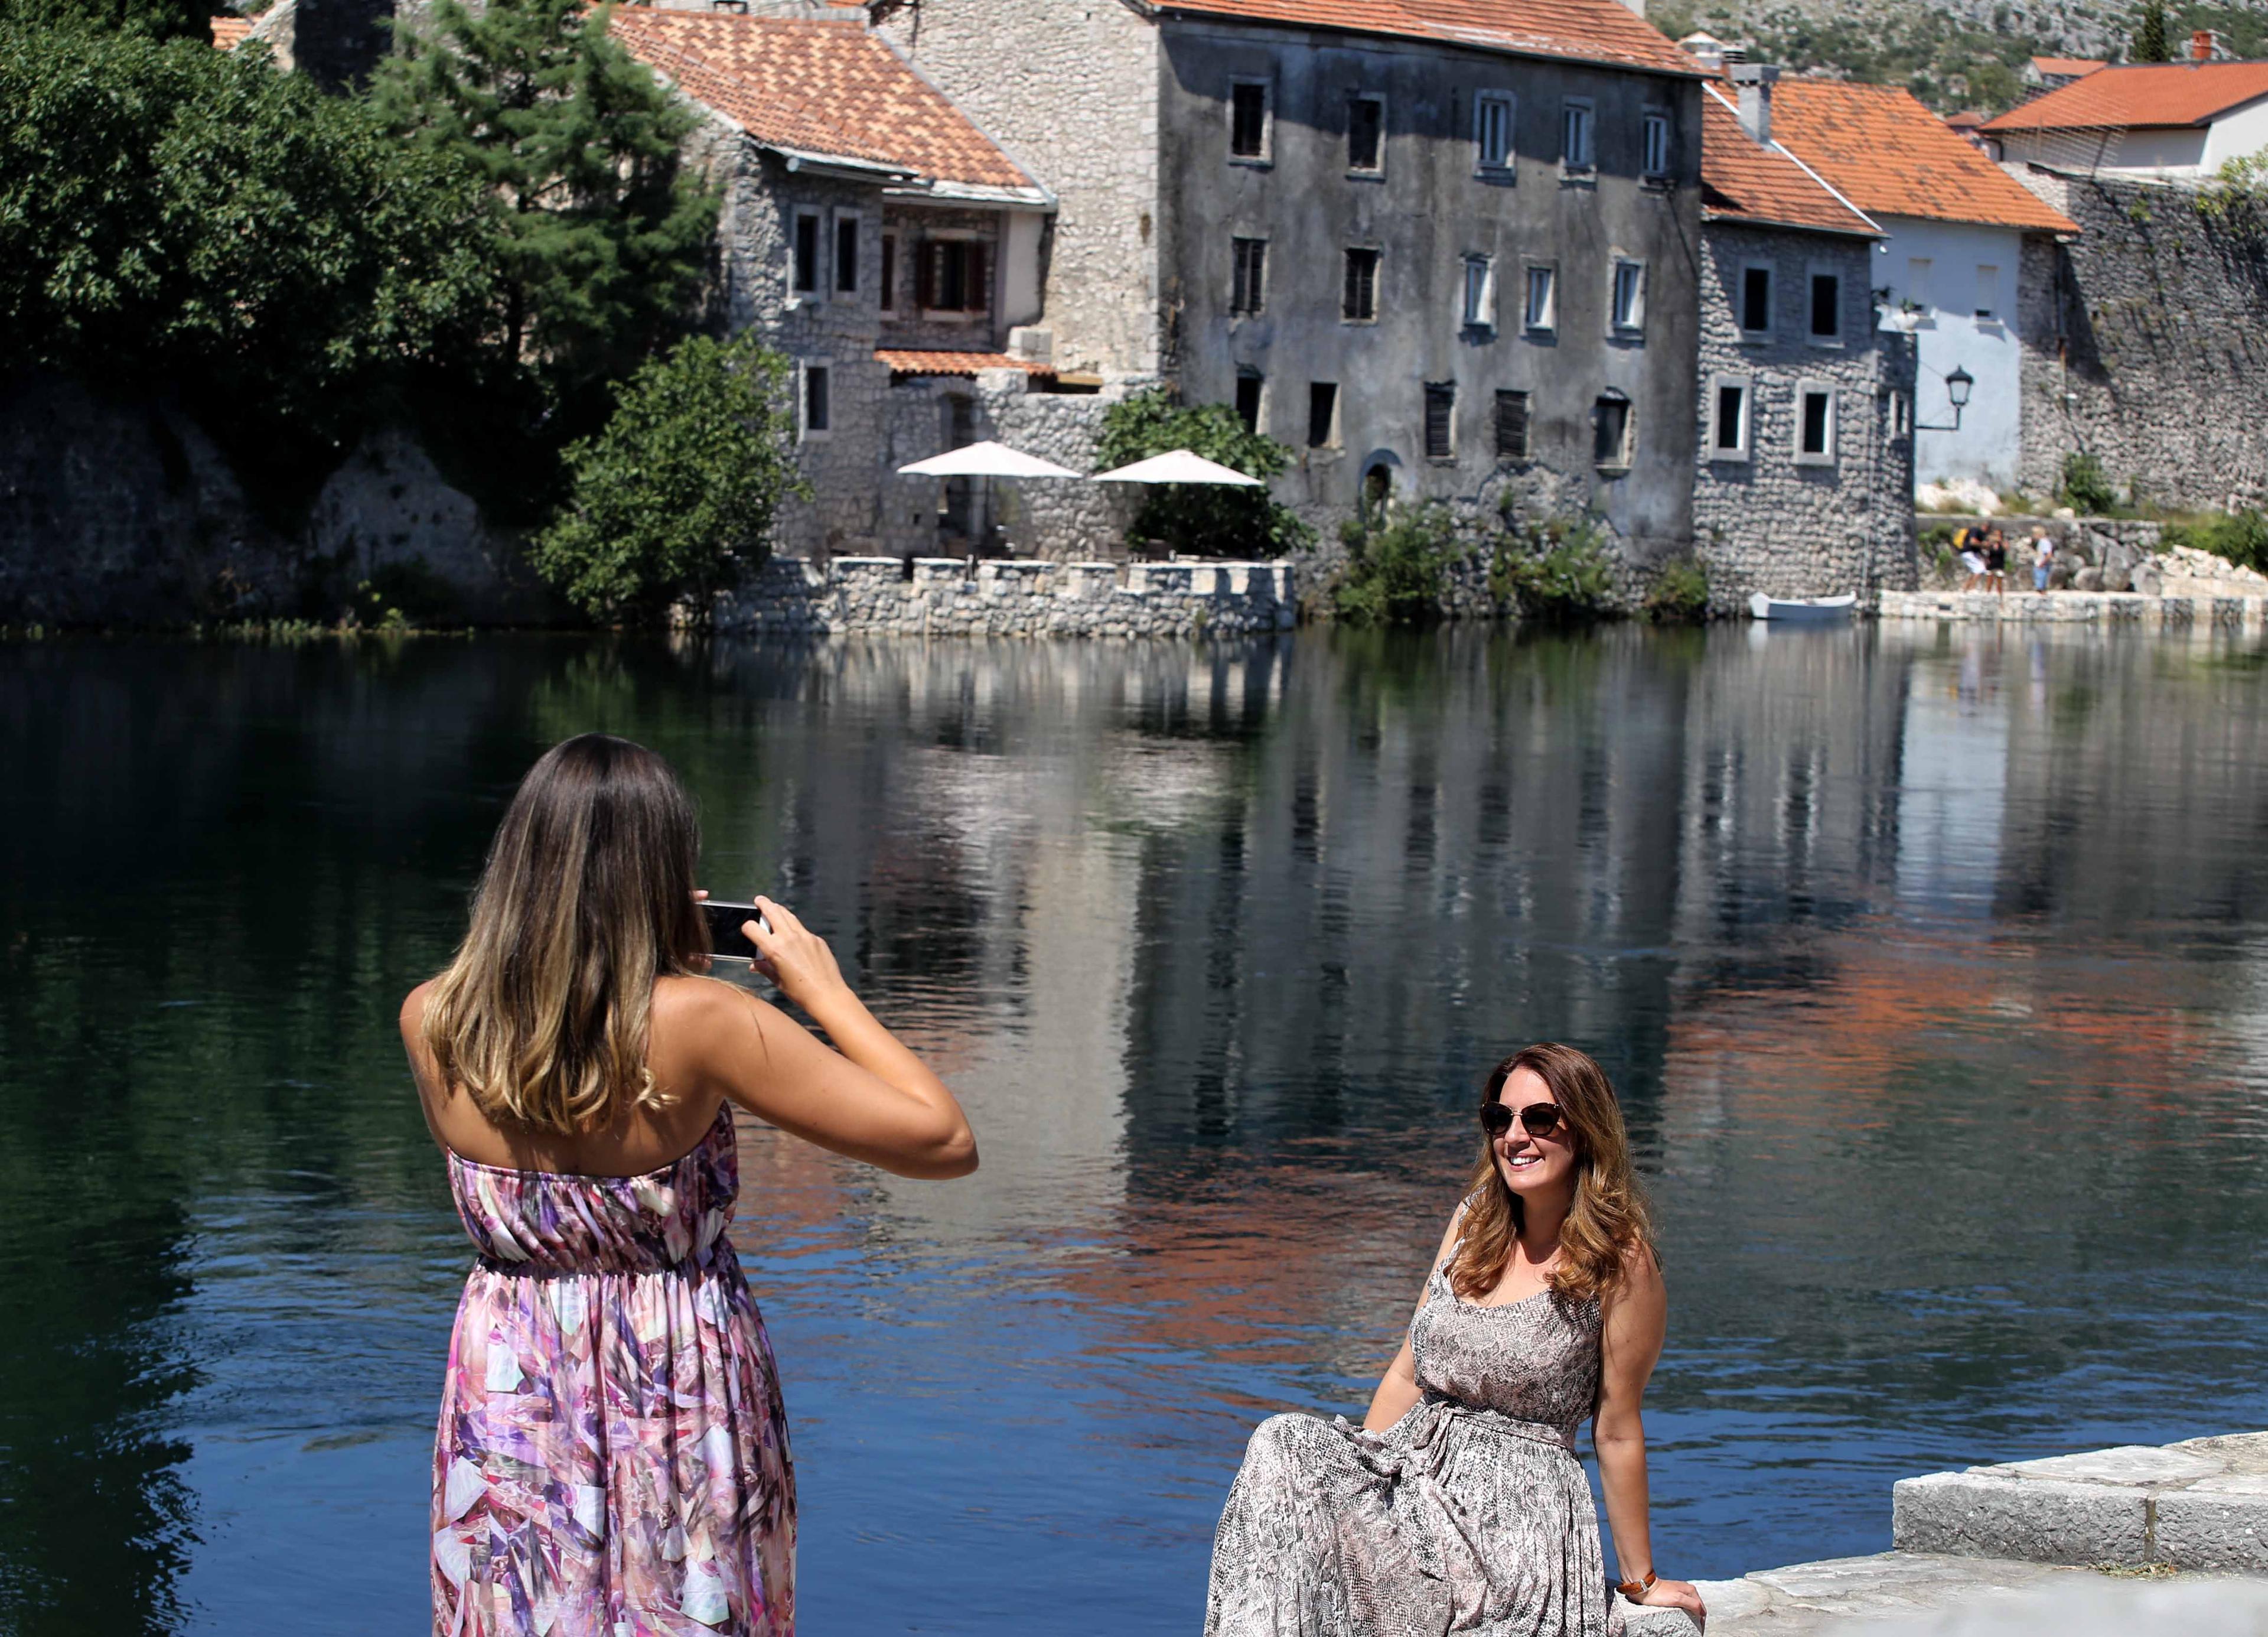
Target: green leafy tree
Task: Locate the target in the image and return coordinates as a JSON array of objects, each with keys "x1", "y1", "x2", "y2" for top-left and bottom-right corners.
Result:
[
  {"x1": 1332, "y1": 502, "x2": 1459, "y2": 626},
  {"x1": 533, "y1": 333, "x2": 804, "y2": 625},
  {"x1": 0, "y1": 0, "x2": 206, "y2": 41},
  {"x1": 1490, "y1": 518, "x2": 1619, "y2": 623},
  {"x1": 1094, "y1": 389, "x2": 1311, "y2": 557},
  {"x1": 2132, "y1": 0, "x2": 2172, "y2": 60}
]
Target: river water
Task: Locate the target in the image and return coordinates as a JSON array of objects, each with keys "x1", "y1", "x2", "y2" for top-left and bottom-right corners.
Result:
[{"x1": 2, "y1": 625, "x2": 2265, "y2": 1635}]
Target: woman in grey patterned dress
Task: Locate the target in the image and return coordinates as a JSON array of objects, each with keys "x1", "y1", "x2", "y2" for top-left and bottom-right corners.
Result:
[{"x1": 1205, "y1": 1043, "x2": 1706, "y2": 1635}]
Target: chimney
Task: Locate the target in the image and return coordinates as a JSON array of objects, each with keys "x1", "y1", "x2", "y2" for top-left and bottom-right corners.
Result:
[
  {"x1": 2192, "y1": 29, "x2": 2231, "y2": 61},
  {"x1": 1731, "y1": 62, "x2": 1780, "y2": 145}
]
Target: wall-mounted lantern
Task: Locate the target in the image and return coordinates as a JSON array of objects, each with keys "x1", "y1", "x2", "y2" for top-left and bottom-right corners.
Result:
[{"x1": 1915, "y1": 364, "x2": 1974, "y2": 432}]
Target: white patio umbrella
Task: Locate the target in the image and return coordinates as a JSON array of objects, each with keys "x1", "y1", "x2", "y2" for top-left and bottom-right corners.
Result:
[
  {"x1": 1089, "y1": 448, "x2": 1265, "y2": 486},
  {"x1": 897, "y1": 441, "x2": 1080, "y2": 554}
]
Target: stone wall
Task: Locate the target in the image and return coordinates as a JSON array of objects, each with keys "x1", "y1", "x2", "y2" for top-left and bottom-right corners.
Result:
[
  {"x1": 1693, "y1": 222, "x2": 1919, "y2": 606},
  {"x1": 709, "y1": 555, "x2": 1297, "y2": 638},
  {"x1": 0, "y1": 372, "x2": 544, "y2": 627},
  {"x1": 2012, "y1": 165, "x2": 2268, "y2": 512}
]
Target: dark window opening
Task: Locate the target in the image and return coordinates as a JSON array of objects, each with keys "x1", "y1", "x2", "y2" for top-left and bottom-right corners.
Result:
[
  {"x1": 804, "y1": 365, "x2": 830, "y2": 434},
  {"x1": 1343, "y1": 248, "x2": 1380, "y2": 321},
  {"x1": 1424, "y1": 383, "x2": 1455, "y2": 460},
  {"x1": 1594, "y1": 393, "x2": 1631, "y2": 468},
  {"x1": 1231, "y1": 236, "x2": 1266, "y2": 314},
  {"x1": 1809, "y1": 273, "x2": 1840, "y2": 338},
  {"x1": 1715, "y1": 385, "x2": 1745, "y2": 451},
  {"x1": 1493, "y1": 389, "x2": 1529, "y2": 459},
  {"x1": 794, "y1": 214, "x2": 819, "y2": 294},
  {"x1": 1363, "y1": 463, "x2": 1393, "y2": 515},
  {"x1": 918, "y1": 239, "x2": 989, "y2": 313},
  {"x1": 1741, "y1": 265, "x2": 1771, "y2": 332},
  {"x1": 880, "y1": 234, "x2": 896, "y2": 310},
  {"x1": 1348, "y1": 96, "x2": 1384, "y2": 171},
  {"x1": 1231, "y1": 83, "x2": 1268, "y2": 158},
  {"x1": 946, "y1": 393, "x2": 976, "y2": 450},
  {"x1": 1801, "y1": 390, "x2": 1832, "y2": 455},
  {"x1": 835, "y1": 218, "x2": 859, "y2": 294},
  {"x1": 1235, "y1": 373, "x2": 1263, "y2": 432},
  {"x1": 1308, "y1": 382, "x2": 1338, "y2": 448}
]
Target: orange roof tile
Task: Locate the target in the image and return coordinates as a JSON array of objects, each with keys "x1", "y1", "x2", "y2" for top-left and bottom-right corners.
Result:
[
  {"x1": 1769, "y1": 79, "x2": 2079, "y2": 233},
  {"x1": 877, "y1": 349, "x2": 1055, "y2": 377},
  {"x1": 2030, "y1": 56, "x2": 2106, "y2": 79},
  {"x1": 1145, "y1": 0, "x2": 1698, "y2": 77},
  {"x1": 609, "y1": 14, "x2": 1036, "y2": 193},
  {"x1": 1699, "y1": 85, "x2": 1878, "y2": 237},
  {"x1": 1982, "y1": 61, "x2": 2268, "y2": 132},
  {"x1": 210, "y1": 14, "x2": 249, "y2": 47}
]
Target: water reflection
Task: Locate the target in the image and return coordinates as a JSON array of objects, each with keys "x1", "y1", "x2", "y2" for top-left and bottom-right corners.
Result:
[{"x1": 0, "y1": 624, "x2": 2263, "y2": 1634}]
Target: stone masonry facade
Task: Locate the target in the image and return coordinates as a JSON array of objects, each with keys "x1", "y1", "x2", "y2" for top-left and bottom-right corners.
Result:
[
  {"x1": 1693, "y1": 222, "x2": 1920, "y2": 603},
  {"x1": 2013, "y1": 164, "x2": 2268, "y2": 513}
]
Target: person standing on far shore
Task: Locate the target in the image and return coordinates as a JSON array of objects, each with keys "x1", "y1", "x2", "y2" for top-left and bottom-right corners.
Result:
[
  {"x1": 2032, "y1": 528, "x2": 2055, "y2": 594},
  {"x1": 1984, "y1": 528, "x2": 2008, "y2": 597}
]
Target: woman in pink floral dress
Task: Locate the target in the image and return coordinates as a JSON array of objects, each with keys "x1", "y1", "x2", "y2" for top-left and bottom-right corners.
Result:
[{"x1": 402, "y1": 735, "x2": 978, "y2": 1637}]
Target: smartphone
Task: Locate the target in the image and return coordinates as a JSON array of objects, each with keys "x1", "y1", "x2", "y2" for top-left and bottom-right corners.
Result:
[{"x1": 702, "y1": 900, "x2": 771, "y2": 964}]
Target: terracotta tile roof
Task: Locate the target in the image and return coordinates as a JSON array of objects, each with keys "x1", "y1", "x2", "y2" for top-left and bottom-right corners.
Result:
[
  {"x1": 608, "y1": 14, "x2": 1035, "y2": 193},
  {"x1": 1982, "y1": 61, "x2": 2268, "y2": 132},
  {"x1": 210, "y1": 14, "x2": 249, "y2": 47},
  {"x1": 2030, "y1": 56, "x2": 2106, "y2": 80},
  {"x1": 1144, "y1": 0, "x2": 1699, "y2": 77},
  {"x1": 1699, "y1": 85, "x2": 1877, "y2": 237},
  {"x1": 877, "y1": 349, "x2": 1055, "y2": 376},
  {"x1": 1768, "y1": 79, "x2": 2080, "y2": 233}
]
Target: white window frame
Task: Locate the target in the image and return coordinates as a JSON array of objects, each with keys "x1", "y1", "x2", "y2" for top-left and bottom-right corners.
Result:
[
  {"x1": 1523, "y1": 263, "x2": 1557, "y2": 333},
  {"x1": 790, "y1": 207, "x2": 823, "y2": 302},
  {"x1": 1228, "y1": 76, "x2": 1273, "y2": 165},
  {"x1": 1611, "y1": 258, "x2": 1647, "y2": 334},
  {"x1": 1806, "y1": 262, "x2": 1843, "y2": 346},
  {"x1": 799, "y1": 360, "x2": 832, "y2": 441},
  {"x1": 1461, "y1": 253, "x2": 1496, "y2": 331},
  {"x1": 1594, "y1": 389, "x2": 1634, "y2": 472},
  {"x1": 1641, "y1": 109, "x2": 1672, "y2": 180},
  {"x1": 1707, "y1": 372, "x2": 1753, "y2": 463},
  {"x1": 1905, "y1": 256, "x2": 1933, "y2": 314},
  {"x1": 1795, "y1": 379, "x2": 1837, "y2": 465},
  {"x1": 832, "y1": 209, "x2": 862, "y2": 301},
  {"x1": 1738, "y1": 260, "x2": 1774, "y2": 340},
  {"x1": 1560, "y1": 97, "x2": 1595, "y2": 174},
  {"x1": 1973, "y1": 262, "x2": 2000, "y2": 323},
  {"x1": 1347, "y1": 92, "x2": 1387, "y2": 177},
  {"x1": 1890, "y1": 388, "x2": 1912, "y2": 438},
  {"x1": 1474, "y1": 90, "x2": 1517, "y2": 174}
]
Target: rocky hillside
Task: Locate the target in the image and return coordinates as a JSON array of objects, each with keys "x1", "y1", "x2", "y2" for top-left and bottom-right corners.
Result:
[{"x1": 1645, "y1": 0, "x2": 2268, "y2": 112}]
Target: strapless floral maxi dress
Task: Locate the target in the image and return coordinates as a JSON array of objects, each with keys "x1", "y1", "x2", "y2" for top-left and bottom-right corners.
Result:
[
  {"x1": 432, "y1": 1106, "x2": 795, "y2": 1637},
  {"x1": 1205, "y1": 1225, "x2": 1622, "y2": 1637}
]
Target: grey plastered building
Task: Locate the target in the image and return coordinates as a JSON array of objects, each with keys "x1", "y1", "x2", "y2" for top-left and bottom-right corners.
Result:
[
  {"x1": 1692, "y1": 70, "x2": 1918, "y2": 603},
  {"x1": 875, "y1": 0, "x2": 1713, "y2": 559}
]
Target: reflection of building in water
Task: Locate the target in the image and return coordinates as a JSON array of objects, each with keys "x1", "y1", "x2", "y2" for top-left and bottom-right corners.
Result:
[{"x1": 1892, "y1": 630, "x2": 2012, "y2": 920}]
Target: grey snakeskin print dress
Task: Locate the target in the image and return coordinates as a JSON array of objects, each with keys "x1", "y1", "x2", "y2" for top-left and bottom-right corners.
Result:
[{"x1": 1204, "y1": 1228, "x2": 1623, "y2": 1637}]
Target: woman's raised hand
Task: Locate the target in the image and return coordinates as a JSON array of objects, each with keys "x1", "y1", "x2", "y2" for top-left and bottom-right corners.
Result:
[{"x1": 742, "y1": 897, "x2": 846, "y2": 1008}]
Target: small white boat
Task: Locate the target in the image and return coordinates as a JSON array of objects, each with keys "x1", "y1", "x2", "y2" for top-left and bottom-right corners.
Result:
[{"x1": 1750, "y1": 592, "x2": 1859, "y2": 623}]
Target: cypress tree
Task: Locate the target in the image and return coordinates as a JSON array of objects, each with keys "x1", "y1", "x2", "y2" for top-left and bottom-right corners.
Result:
[{"x1": 2131, "y1": 0, "x2": 2171, "y2": 61}]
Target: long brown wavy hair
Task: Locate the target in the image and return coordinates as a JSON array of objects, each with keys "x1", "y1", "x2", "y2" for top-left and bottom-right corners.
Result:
[
  {"x1": 1448, "y1": 1042, "x2": 1656, "y2": 1305},
  {"x1": 421, "y1": 734, "x2": 709, "y2": 1135}
]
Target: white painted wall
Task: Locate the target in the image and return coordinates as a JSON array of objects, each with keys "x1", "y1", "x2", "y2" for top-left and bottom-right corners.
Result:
[
  {"x1": 1992, "y1": 96, "x2": 2268, "y2": 177},
  {"x1": 2202, "y1": 95, "x2": 2268, "y2": 168},
  {"x1": 1875, "y1": 215, "x2": 2028, "y2": 491}
]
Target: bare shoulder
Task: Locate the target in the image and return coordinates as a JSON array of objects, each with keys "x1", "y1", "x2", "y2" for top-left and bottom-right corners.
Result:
[
  {"x1": 651, "y1": 974, "x2": 788, "y2": 1067},
  {"x1": 1618, "y1": 1237, "x2": 1664, "y2": 1294},
  {"x1": 399, "y1": 978, "x2": 435, "y2": 1041}
]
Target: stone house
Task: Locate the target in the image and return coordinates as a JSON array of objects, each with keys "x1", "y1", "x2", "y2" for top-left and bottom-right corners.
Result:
[
  {"x1": 611, "y1": 11, "x2": 1130, "y2": 561},
  {"x1": 1728, "y1": 73, "x2": 2079, "y2": 496},
  {"x1": 868, "y1": 0, "x2": 1713, "y2": 561},
  {"x1": 1983, "y1": 51, "x2": 2268, "y2": 179},
  {"x1": 1693, "y1": 70, "x2": 1918, "y2": 603}
]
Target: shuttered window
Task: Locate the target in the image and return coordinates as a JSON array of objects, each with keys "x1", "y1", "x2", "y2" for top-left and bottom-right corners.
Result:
[
  {"x1": 1343, "y1": 248, "x2": 1380, "y2": 321},
  {"x1": 1424, "y1": 383, "x2": 1455, "y2": 460},
  {"x1": 1494, "y1": 390, "x2": 1529, "y2": 459},
  {"x1": 1231, "y1": 237, "x2": 1266, "y2": 314}
]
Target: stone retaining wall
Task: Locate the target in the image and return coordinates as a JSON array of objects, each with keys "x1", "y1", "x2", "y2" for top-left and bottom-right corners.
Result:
[
  {"x1": 1878, "y1": 589, "x2": 2268, "y2": 629},
  {"x1": 708, "y1": 555, "x2": 1297, "y2": 638}
]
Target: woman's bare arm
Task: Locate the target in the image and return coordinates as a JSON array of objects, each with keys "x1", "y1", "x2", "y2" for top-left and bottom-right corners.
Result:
[
  {"x1": 686, "y1": 897, "x2": 977, "y2": 1180},
  {"x1": 1361, "y1": 1213, "x2": 1462, "y2": 1432},
  {"x1": 1595, "y1": 1248, "x2": 1705, "y2": 1623}
]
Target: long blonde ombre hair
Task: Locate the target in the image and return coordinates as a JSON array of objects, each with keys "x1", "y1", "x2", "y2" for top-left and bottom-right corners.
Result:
[
  {"x1": 421, "y1": 734, "x2": 709, "y2": 1135},
  {"x1": 1449, "y1": 1042, "x2": 1656, "y2": 1306}
]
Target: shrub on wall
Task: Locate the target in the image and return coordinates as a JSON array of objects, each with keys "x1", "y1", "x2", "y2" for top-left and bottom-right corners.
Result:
[
  {"x1": 2058, "y1": 452, "x2": 2119, "y2": 516},
  {"x1": 1094, "y1": 390, "x2": 1311, "y2": 557},
  {"x1": 1331, "y1": 502, "x2": 1461, "y2": 627},
  {"x1": 1643, "y1": 555, "x2": 1710, "y2": 623},
  {"x1": 533, "y1": 333, "x2": 804, "y2": 626},
  {"x1": 1491, "y1": 518, "x2": 1619, "y2": 623}
]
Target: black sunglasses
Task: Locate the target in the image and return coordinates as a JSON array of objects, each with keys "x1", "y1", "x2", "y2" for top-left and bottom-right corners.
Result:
[{"x1": 1480, "y1": 1100, "x2": 1565, "y2": 1141}]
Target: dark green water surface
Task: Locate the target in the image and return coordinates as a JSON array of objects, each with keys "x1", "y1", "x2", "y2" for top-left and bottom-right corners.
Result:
[{"x1": 2, "y1": 626, "x2": 2264, "y2": 1634}]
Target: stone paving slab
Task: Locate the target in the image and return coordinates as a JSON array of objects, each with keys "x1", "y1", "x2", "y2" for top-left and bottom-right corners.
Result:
[
  {"x1": 1875, "y1": 590, "x2": 2268, "y2": 629},
  {"x1": 1893, "y1": 1431, "x2": 2268, "y2": 1571}
]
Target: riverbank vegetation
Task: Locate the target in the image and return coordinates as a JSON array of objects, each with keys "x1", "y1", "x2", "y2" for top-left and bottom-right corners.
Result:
[
  {"x1": 1095, "y1": 392, "x2": 1311, "y2": 558},
  {"x1": 1330, "y1": 502, "x2": 1638, "y2": 627}
]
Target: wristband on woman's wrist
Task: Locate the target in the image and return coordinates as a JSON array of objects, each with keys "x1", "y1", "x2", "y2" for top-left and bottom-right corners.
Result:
[{"x1": 1615, "y1": 1569, "x2": 1657, "y2": 1602}]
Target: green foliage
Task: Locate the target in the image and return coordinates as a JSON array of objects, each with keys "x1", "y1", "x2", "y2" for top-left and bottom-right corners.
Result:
[
  {"x1": 372, "y1": 0, "x2": 717, "y2": 405},
  {"x1": 1491, "y1": 517, "x2": 1619, "y2": 623},
  {"x1": 533, "y1": 333, "x2": 803, "y2": 626},
  {"x1": 2161, "y1": 510, "x2": 2268, "y2": 573},
  {"x1": 2059, "y1": 451, "x2": 2119, "y2": 515},
  {"x1": 1331, "y1": 502, "x2": 1460, "y2": 627},
  {"x1": 2131, "y1": 0, "x2": 2171, "y2": 60},
  {"x1": 1093, "y1": 390, "x2": 1311, "y2": 557},
  {"x1": 1643, "y1": 555, "x2": 1711, "y2": 623},
  {"x1": 0, "y1": 24, "x2": 496, "y2": 514},
  {"x1": 0, "y1": 0, "x2": 206, "y2": 42}
]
